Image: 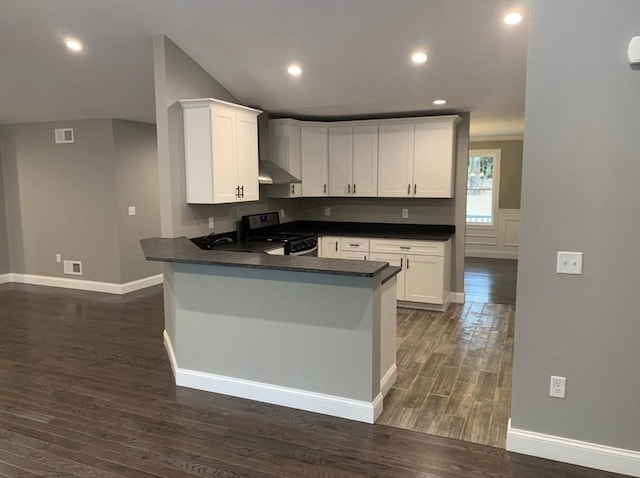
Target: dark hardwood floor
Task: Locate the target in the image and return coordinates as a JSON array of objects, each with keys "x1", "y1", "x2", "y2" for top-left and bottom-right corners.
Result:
[
  {"x1": 464, "y1": 257, "x2": 518, "y2": 304},
  {"x1": 0, "y1": 282, "x2": 624, "y2": 478}
]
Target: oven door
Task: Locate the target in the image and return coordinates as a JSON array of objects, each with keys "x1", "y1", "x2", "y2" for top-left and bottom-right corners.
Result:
[{"x1": 288, "y1": 245, "x2": 318, "y2": 257}]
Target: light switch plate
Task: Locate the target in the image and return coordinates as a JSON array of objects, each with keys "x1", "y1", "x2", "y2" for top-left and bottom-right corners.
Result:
[
  {"x1": 128, "y1": 206, "x2": 136, "y2": 216},
  {"x1": 556, "y1": 251, "x2": 583, "y2": 274}
]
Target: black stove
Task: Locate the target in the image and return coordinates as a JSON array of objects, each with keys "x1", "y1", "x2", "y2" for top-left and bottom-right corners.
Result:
[{"x1": 241, "y1": 212, "x2": 318, "y2": 256}]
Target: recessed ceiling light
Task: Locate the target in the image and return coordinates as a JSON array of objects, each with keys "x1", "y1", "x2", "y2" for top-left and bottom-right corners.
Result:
[
  {"x1": 287, "y1": 65, "x2": 302, "y2": 76},
  {"x1": 433, "y1": 99, "x2": 447, "y2": 105},
  {"x1": 65, "y1": 38, "x2": 83, "y2": 52},
  {"x1": 503, "y1": 12, "x2": 523, "y2": 25},
  {"x1": 411, "y1": 52, "x2": 427, "y2": 64}
]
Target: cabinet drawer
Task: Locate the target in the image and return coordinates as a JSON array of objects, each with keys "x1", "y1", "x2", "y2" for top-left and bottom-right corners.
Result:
[
  {"x1": 369, "y1": 239, "x2": 444, "y2": 256},
  {"x1": 340, "y1": 251, "x2": 368, "y2": 261},
  {"x1": 340, "y1": 237, "x2": 370, "y2": 252}
]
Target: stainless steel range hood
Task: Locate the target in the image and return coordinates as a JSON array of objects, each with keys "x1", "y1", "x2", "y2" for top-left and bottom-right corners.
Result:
[
  {"x1": 258, "y1": 160, "x2": 302, "y2": 185},
  {"x1": 257, "y1": 111, "x2": 301, "y2": 185}
]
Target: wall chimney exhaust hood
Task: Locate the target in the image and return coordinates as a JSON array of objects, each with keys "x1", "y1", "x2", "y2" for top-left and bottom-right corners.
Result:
[{"x1": 258, "y1": 160, "x2": 302, "y2": 185}]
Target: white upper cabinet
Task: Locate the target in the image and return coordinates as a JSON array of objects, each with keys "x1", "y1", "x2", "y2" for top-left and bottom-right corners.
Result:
[
  {"x1": 268, "y1": 119, "x2": 302, "y2": 198},
  {"x1": 329, "y1": 124, "x2": 378, "y2": 197},
  {"x1": 378, "y1": 123, "x2": 414, "y2": 197},
  {"x1": 378, "y1": 116, "x2": 459, "y2": 198},
  {"x1": 181, "y1": 98, "x2": 261, "y2": 204},
  {"x1": 301, "y1": 125, "x2": 329, "y2": 197},
  {"x1": 328, "y1": 126, "x2": 353, "y2": 196}
]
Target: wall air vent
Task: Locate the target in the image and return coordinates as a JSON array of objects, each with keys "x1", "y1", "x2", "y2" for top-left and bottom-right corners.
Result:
[
  {"x1": 63, "y1": 260, "x2": 82, "y2": 276},
  {"x1": 55, "y1": 128, "x2": 74, "y2": 144}
]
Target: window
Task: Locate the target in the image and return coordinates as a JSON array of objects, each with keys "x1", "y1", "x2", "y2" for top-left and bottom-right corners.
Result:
[{"x1": 466, "y1": 149, "x2": 500, "y2": 226}]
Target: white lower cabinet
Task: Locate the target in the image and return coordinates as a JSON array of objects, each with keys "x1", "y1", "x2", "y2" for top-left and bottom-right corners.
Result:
[
  {"x1": 370, "y1": 238, "x2": 450, "y2": 306},
  {"x1": 319, "y1": 236, "x2": 340, "y2": 258}
]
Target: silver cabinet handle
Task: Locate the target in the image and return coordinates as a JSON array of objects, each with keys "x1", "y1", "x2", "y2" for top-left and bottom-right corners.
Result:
[
  {"x1": 400, "y1": 258, "x2": 403, "y2": 269},
  {"x1": 323, "y1": 184, "x2": 327, "y2": 194},
  {"x1": 407, "y1": 257, "x2": 410, "y2": 269},
  {"x1": 335, "y1": 242, "x2": 338, "y2": 251},
  {"x1": 291, "y1": 184, "x2": 295, "y2": 195},
  {"x1": 349, "y1": 243, "x2": 360, "y2": 247},
  {"x1": 400, "y1": 246, "x2": 411, "y2": 250},
  {"x1": 407, "y1": 184, "x2": 411, "y2": 194},
  {"x1": 348, "y1": 184, "x2": 351, "y2": 194},
  {"x1": 235, "y1": 186, "x2": 240, "y2": 198},
  {"x1": 414, "y1": 184, "x2": 417, "y2": 195},
  {"x1": 365, "y1": 255, "x2": 367, "y2": 260},
  {"x1": 353, "y1": 184, "x2": 356, "y2": 194}
]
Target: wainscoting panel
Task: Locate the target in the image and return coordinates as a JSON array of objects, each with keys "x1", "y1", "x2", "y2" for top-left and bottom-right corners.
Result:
[{"x1": 466, "y1": 209, "x2": 520, "y2": 259}]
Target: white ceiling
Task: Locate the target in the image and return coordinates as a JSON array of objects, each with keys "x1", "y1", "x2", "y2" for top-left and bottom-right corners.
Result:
[{"x1": 0, "y1": 0, "x2": 529, "y2": 137}]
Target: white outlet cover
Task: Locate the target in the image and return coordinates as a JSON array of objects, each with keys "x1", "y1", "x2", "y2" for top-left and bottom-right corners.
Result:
[
  {"x1": 556, "y1": 251, "x2": 583, "y2": 274},
  {"x1": 550, "y1": 375, "x2": 566, "y2": 399},
  {"x1": 128, "y1": 206, "x2": 136, "y2": 216},
  {"x1": 402, "y1": 209, "x2": 409, "y2": 218},
  {"x1": 324, "y1": 207, "x2": 331, "y2": 216},
  {"x1": 208, "y1": 217, "x2": 214, "y2": 229}
]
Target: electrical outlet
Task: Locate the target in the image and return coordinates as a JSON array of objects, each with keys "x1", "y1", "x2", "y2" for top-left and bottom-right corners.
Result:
[
  {"x1": 208, "y1": 217, "x2": 214, "y2": 229},
  {"x1": 402, "y1": 209, "x2": 409, "y2": 219},
  {"x1": 324, "y1": 207, "x2": 331, "y2": 216},
  {"x1": 128, "y1": 206, "x2": 136, "y2": 216},
  {"x1": 55, "y1": 253, "x2": 61, "y2": 263},
  {"x1": 556, "y1": 251, "x2": 583, "y2": 274},
  {"x1": 279, "y1": 209, "x2": 285, "y2": 219},
  {"x1": 550, "y1": 375, "x2": 566, "y2": 399}
]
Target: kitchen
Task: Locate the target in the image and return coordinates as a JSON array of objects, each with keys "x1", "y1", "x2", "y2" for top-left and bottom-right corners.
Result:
[{"x1": 0, "y1": 1, "x2": 638, "y2": 477}]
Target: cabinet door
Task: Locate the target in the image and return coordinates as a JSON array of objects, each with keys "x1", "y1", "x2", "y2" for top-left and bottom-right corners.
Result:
[
  {"x1": 413, "y1": 121, "x2": 456, "y2": 198},
  {"x1": 352, "y1": 125, "x2": 378, "y2": 197},
  {"x1": 211, "y1": 105, "x2": 240, "y2": 204},
  {"x1": 320, "y1": 236, "x2": 340, "y2": 258},
  {"x1": 328, "y1": 126, "x2": 353, "y2": 196},
  {"x1": 378, "y1": 123, "x2": 414, "y2": 197},
  {"x1": 301, "y1": 126, "x2": 328, "y2": 196},
  {"x1": 370, "y1": 252, "x2": 405, "y2": 301},
  {"x1": 404, "y1": 254, "x2": 444, "y2": 304},
  {"x1": 235, "y1": 110, "x2": 259, "y2": 202}
]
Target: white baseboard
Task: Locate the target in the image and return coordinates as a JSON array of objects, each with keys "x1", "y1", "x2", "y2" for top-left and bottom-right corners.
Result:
[
  {"x1": 449, "y1": 292, "x2": 465, "y2": 304},
  {"x1": 163, "y1": 329, "x2": 382, "y2": 424},
  {"x1": 465, "y1": 249, "x2": 519, "y2": 260},
  {"x1": 507, "y1": 419, "x2": 640, "y2": 477},
  {"x1": 163, "y1": 329, "x2": 177, "y2": 378},
  {"x1": 380, "y1": 364, "x2": 397, "y2": 397},
  {"x1": 3, "y1": 273, "x2": 163, "y2": 295},
  {"x1": 0, "y1": 273, "x2": 10, "y2": 285}
]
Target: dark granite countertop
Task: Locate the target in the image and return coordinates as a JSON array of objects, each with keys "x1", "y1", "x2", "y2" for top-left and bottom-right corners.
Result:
[
  {"x1": 381, "y1": 266, "x2": 401, "y2": 285},
  {"x1": 274, "y1": 221, "x2": 454, "y2": 241},
  {"x1": 141, "y1": 237, "x2": 389, "y2": 278}
]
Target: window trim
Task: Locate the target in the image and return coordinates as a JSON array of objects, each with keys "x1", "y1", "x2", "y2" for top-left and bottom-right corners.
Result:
[{"x1": 466, "y1": 149, "x2": 501, "y2": 229}]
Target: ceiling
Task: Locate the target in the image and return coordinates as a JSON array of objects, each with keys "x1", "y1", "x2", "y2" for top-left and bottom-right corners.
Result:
[{"x1": 0, "y1": 0, "x2": 529, "y2": 138}]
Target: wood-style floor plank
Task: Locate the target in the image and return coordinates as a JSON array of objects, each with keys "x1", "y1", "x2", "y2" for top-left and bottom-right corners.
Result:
[{"x1": 0, "y1": 281, "x2": 625, "y2": 478}]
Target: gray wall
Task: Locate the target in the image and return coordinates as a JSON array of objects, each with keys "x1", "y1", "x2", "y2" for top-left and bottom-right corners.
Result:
[
  {"x1": 511, "y1": 0, "x2": 640, "y2": 452},
  {"x1": 469, "y1": 140, "x2": 523, "y2": 209},
  {"x1": 112, "y1": 120, "x2": 162, "y2": 283},
  {"x1": 0, "y1": 153, "x2": 10, "y2": 274},
  {"x1": 152, "y1": 36, "x2": 300, "y2": 238},
  {"x1": 0, "y1": 120, "x2": 122, "y2": 283}
]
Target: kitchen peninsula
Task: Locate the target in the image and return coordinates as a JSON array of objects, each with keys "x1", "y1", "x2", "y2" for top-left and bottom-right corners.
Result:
[{"x1": 141, "y1": 237, "x2": 400, "y2": 423}]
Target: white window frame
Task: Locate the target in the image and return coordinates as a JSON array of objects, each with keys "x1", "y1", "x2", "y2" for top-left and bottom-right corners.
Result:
[{"x1": 466, "y1": 149, "x2": 501, "y2": 229}]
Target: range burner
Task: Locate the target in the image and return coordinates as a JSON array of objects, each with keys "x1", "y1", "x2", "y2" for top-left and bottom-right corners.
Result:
[{"x1": 241, "y1": 212, "x2": 318, "y2": 256}]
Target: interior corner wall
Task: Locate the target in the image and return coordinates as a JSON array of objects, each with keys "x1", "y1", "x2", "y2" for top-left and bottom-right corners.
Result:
[
  {"x1": 0, "y1": 120, "x2": 122, "y2": 283},
  {"x1": 152, "y1": 35, "x2": 292, "y2": 239},
  {"x1": 0, "y1": 152, "x2": 10, "y2": 274},
  {"x1": 511, "y1": 0, "x2": 640, "y2": 453},
  {"x1": 112, "y1": 120, "x2": 162, "y2": 283},
  {"x1": 469, "y1": 139, "x2": 523, "y2": 209}
]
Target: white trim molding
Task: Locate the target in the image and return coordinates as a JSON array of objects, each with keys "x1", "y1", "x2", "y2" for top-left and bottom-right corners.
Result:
[
  {"x1": 163, "y1": 329, "x2": 383, "y2": 424},
  {"x1": 2, "y1": 273, "x2": 163, "y2": 294},
  {"x1": 449, "y1": 292, "x2": 465, "y2": 304},
  {"x1": 466, "y1": 209, "x2": 520, "y2": 259},
  {"x1": 507, "y1": 420, "x2": 640, "y2": 477},
  {"x1": 0, "y1": 273, "x2": 11, "y2": 285},
  {"x1": 380, "y1": 364, "x2": 397, "y2": 397}
]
